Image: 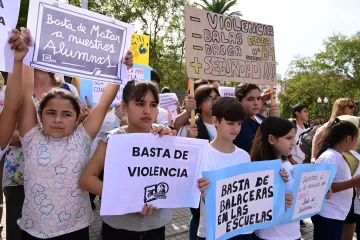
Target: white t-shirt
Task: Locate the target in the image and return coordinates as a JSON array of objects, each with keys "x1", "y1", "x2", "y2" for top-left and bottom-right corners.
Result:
[
  {"x1": 204, "y1": 122, "x2": 216, "y2": 140},
  {"x1": 156, "y1": 107, "x2": 168, "y2": 125},
  {"x1": 197, "y1": 145, "x2": 251, "y2": 238},
  {"x1": 291, "y1": 124, "x2": 306, "y2": 164},
  {"x1": 350, "y1": 151, "x2": 360, "y2": 215},
  {"x1": 255, "y1": 161, "x2": 301, "y2": 240},
  {"x1": 316, "y1": 148, "x2": 352, "y2": 220}
]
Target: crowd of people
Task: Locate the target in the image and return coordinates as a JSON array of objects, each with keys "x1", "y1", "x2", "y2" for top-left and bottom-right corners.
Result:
[{"x1": 0, "y1": 25, "x2": 359, "y2": 240}]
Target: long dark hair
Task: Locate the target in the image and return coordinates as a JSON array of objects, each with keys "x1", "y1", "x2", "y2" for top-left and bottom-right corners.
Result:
[
  {"x1": 316, "y1": 118, "x2": 358, "y2": 158},
  {"x1": 250, "y1": 116, "x2": 295, "y2": 161}
]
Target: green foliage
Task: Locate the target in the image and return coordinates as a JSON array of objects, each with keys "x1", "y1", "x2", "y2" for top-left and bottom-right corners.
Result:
[
  {"x1": 279, "y1": 32, "x2": 360, "y2": 120},
  {"x1": 196, "y1": 0, "x2": 242, "y2": 17}
]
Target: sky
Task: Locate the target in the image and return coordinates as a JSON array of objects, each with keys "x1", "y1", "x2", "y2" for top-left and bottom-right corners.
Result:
[{"x1": 231, "y1": 0, "x2": 360, "y2": 78}]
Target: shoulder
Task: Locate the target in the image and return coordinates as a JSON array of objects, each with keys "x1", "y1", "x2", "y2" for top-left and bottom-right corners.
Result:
[
  {"x1": 316, "y1": 150, "x2": 338, "y2": 164},
  {"x1": 234, "y1": 146, "x2": 251, "y2": 162},
  {"x1": 99, "y1": 127, "x2": 126, "y2": 143}
]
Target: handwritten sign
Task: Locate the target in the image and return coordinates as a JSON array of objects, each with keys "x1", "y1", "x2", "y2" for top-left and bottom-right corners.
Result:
[
  {"x1": 283, "y1": 164, "x2": 336, "y2": 223},
  {"x1": 159, "y1": 93, "x2": 178, "y2": 119},
  {"x1": 131, "y1": 34, "x2": 150, "y2": 66},
  {"x1": 184, "y1": 6, "x2": 276, "y2": 85},
  {"x1": 79, "y1": 64, "x2": 151, "y2": 108},
  {"x1": 100, "y1": 134, "x2": 208, "y2": 215},
  {"x1": 203, "y1": 160, "x2": 285, "y2": 240},
  {"x1": 0, "y1": 0, "x2": 21, "y2": 72},
  {"x1": 25, "y1": 0, "x2": 132, "y2": 83},
  {"x1": 218, "y1": 86, "x2": 235, "y2": 97}
]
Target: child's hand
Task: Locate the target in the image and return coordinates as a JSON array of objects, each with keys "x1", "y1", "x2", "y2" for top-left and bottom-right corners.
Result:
[
  {"x1": 326, "y1": 188, "x2": 332, "y2": 199},
  {"x1": 280, "y1": 168, "x2": 289, "y2": 183},
  {"x1": 285, "y1": 192, "x2": 294, "y2": 210},
  {"x1": 269, "y1": 103, "x2": 280, "y2": 117},
  {"x1": 9, "y1": 29, "x2": 29, "y2": 62},
  {"x1": 123, "y1": 50, "x2": 133, "y2": 70},
  {"x1": 139, "y1": 204, "x2": 156, "y2": 216},
  {"x1": 187, "y1": 125, "x2": 198, "y2": 138},
  {"x1": 20, "y1": 27, "x2": 32, "y2": 46},
  {"x1": 152, "y1": 125, "x2": 177, "y2": 137},
  {"x1": 198, "y1": 178, "x2": 210, "y2": 199},
  {"x1": 184, "y1": 95, "x2": 196, "y2": 114}
]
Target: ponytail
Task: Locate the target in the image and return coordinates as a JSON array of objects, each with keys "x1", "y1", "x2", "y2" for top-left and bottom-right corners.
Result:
[{"x1": 316, "y1": 118, "x2": 358, "y2": 158}]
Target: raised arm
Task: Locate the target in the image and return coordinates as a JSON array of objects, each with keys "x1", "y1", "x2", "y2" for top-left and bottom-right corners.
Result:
[
  {"x1": 0, "y1": 30, "x2": 28, "y2": 149},
  {"x1": 79, "y1": 141, "x2": 107, "y2": 196},
  {"x1": 83, "y1": 51, "x2": 133, "y2": 139},
  {"x1": 83, "y1": 83, "x2": 120, "y2": 138}
]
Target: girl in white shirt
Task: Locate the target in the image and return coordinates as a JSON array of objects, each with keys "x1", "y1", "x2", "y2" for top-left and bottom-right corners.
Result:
[
  {"x1": 0, "y1": 30, "x2": 28, "y2": 159},
  {"x1": 313, "y1": 119, "x2": 359, "y2": 240},
  {"x1": 250, "y1": 116, "x2": 300, "y2": 240}
]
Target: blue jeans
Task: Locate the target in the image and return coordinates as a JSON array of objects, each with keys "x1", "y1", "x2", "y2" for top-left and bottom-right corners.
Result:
[{"x1": 189, "y1": 215, "x2": 199, "y2": 240}]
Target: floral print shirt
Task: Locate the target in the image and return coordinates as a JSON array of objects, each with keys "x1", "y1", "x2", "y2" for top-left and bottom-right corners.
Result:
[{"x1": 1, "y1": 93, "x2": 38, "y2": 188}]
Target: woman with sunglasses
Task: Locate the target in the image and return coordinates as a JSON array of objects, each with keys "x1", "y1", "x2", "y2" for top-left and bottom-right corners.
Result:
[{"x1": 311, "y1": 98, "x2": 357, "y2": 240}]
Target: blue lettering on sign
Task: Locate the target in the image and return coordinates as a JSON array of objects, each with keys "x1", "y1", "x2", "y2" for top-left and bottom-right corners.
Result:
[{"x1": 94, "y1": 86, "x2": 105, "y2": 92}]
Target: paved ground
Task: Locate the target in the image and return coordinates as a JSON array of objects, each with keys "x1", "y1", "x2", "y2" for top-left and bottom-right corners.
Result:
[{"x1": 0, "y1": 197, "x2": 357, "y2": 239}]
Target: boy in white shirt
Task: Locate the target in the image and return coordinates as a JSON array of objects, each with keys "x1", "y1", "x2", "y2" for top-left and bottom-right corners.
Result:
[
  {"x1": 196, "y1": 97, "x2": 253, "y2": 240},
  {"x1": 288, "y1": 104, "x2": 309, "y2": 165}
]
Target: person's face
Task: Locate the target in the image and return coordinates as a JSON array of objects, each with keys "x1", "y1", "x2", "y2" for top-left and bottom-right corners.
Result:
[
  {"x1": 269, "y1": 128, "x2": 296, "y2": 157},
  {"x1": 34, "y1": 69, "x2": 50, "y2": 80},
  {"x1": 343, "y1": 102, "x2": 355, "y2": 115},
  {"x1": 124, "y1": 91, "x2": 158, "y2": 131},
  {"x1": 260, "y1": 104, "x2": 266, "y2": 115},
  {"x1": 199, "y1": 91, "x2": 220, "y2": 117},
  {"x1": 213, "y1": 117, "x2": 242, "y2": 141},
  {"x1": 240, "y1": 89, "x2": 262, "y2": 117},
  {"x1": 40, "y1": 98, "x2": 79, "y2": 138},
  {"x1": 296, "y1": 108, "x2": 309, "y2": 121}
]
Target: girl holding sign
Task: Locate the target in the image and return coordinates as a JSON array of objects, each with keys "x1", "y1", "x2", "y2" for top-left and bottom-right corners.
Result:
[
  {"x1": 312, "y1": 119, "x2": 359, "y2": 240},
  {"x1": 15, "y1": 32, "x2": 135, "y2": 240},
  {"x1": 79, "y1": 80, "x2": 176, "y2": 240},
  {"x1": 250, "y1": 117, "x2": 299, "y2": 240},
  {"x1": 0, "y1": 30, "x2": 28, "y2": 159}
]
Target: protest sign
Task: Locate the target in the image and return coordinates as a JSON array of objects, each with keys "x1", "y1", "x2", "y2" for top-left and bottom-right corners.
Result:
[
  {"x1": 131, "y1": 34, "x2": 150, "y2": 65},
  {"x1": 79, "y1": 64, "x2": 150, "y2": 107},
  {"x1": 100, "y1": 134, "x2": 208, "y2": 216},
  {"x1": 25, "y1": 0, "x2": 132, "y2": 83},
  {"x1": 283, "y1": 163, "x2": 336, "y2": 223},
  {"x1": 219, "y1": 86, "x2": 235, "y2": 97},
  {"x1": 203, "y1": 160, "x2": 285, "y2": 240},
  {"x1": 0, "y1": 0, "x2": 21, "y2": 72},
  {"x1": 184, "y1": 6, "x2": 276, "y2": 85},
  {"x1": 159, "y1": 93, "x2": 179, "y2": 119}
]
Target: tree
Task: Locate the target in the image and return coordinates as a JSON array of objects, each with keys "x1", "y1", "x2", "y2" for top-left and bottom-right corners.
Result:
[
  {"x1": 196, "y1": 0, "x2": 242, "y2": 17},
  {"x1": 279, "y1": 32, "x2": 360, "y2": 120}
]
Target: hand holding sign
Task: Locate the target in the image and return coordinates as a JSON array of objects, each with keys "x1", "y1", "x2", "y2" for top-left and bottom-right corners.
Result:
[
  {"x1": 123, "y1": 50, "x2": 133, "y2": 70},
  {"x1": 326, "y1": 188, "x2": 332, "y2": 199},
  {"x1": 285, "y1": 192, "x2": 294, "y2": 210},
  {"x1": 185, "y1": 95, "x2": 196, "y2": 114},
  {"x1": 280, "y1": 168, "x2": 289, "y2": 183},
  {"x1": 139, "y1": 204, "x2": 156, "y2": 216},
  {"x1": 198, "y1": 177, "x2": 210, "y2": 199},
  {"x1": 9, "y1": 29, "x2": 29, "y2": 61}
]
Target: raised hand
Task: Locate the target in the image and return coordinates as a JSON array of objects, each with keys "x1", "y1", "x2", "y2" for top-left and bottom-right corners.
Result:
[{"x1": 9, "y1": 29, "x2": 29, "y2": 61}]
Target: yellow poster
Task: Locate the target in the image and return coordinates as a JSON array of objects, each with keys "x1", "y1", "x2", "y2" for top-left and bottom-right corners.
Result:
[{"x1": 131, "y1": 34, "x2": 150, "y2": 66}]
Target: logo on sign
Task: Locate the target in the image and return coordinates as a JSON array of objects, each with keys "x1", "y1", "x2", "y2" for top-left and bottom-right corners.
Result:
[
  {"x1": 42, "y1": 54, "x2": 56, "y2": 63},
  {"x1": 144, "y1": 182, "x2": 169, "y2": 203}
]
